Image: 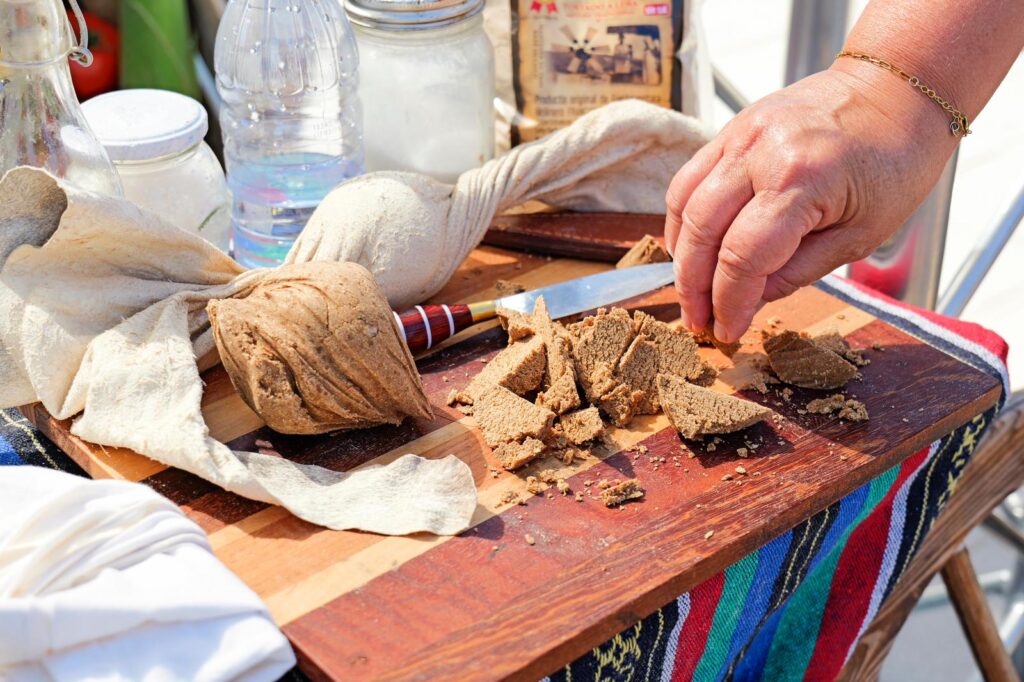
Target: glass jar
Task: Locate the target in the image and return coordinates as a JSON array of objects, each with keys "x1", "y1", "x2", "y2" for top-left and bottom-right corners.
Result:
[
  {"x1": 82, "y1": 89, "x2": 231, "y2": 253},
  {"x1": 347, "y1": 0, "x2": 495, "y2": 184},
  {"x1": 0, "y1": 0, "x2": 122, "y2": 196}
]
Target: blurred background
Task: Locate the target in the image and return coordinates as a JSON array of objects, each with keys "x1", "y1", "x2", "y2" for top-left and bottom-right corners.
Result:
[{"x1": 66, "y1": 1, "x2": 1023, "y2": 678}]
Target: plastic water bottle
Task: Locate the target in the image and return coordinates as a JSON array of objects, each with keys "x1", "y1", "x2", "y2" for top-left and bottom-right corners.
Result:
[{"x1": 215, "y1": 0, "x2": 364, "y2": 268}]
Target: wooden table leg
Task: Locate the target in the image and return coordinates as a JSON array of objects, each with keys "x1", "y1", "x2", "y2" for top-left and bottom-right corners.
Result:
[
  {"x1": 840, "y1": 391, "x2": 1024, "y2": 680},
  {"x1": 942, "y1": 547, "x2": 1019, "y2": 682}
]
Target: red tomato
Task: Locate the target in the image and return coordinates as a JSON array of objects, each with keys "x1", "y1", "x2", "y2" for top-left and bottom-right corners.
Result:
[{"x1": 68, "y1": 11, "x2": 119, "y2": 101}]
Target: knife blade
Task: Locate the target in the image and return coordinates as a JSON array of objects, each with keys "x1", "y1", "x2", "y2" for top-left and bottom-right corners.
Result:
[{"x1": 394, "y1": 262, "x2": 675, "y2": 352}]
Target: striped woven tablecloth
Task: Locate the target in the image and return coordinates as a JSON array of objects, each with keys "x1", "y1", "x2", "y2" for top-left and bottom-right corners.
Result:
[{"x1": 1, "y1": 276, "x2": 1009, "y2": 681}]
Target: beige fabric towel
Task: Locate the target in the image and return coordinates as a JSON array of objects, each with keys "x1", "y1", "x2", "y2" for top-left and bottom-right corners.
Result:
[
  {"x1": 0, "y1": 168, "x2": 476, "y2": 536},
  {"x1": 287, "y1": 99, "x2": 712, "y2": 308},
  {"x1": 0, "y1": 99, "x2": 708, "y2": 535}
]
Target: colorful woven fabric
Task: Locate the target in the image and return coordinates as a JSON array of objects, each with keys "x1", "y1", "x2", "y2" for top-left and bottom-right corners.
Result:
[
  {"x1": 551, "y1": 275, "x2": 1010, "y2": 681},
  {"x1": 1, "y1": 275, "x2": 1009, "y2": 682}
]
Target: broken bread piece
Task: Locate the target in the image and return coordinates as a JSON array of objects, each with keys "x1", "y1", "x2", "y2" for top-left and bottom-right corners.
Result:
[
  {"x1": 559, "y1": 406, "x2": 606, "y2": 445},
  {"x1": 448, "y1": 334, "x2": 546, "y2": 407},
  {"x1": 806, "y1": 394, "x2": 869, "y2": 422},
  {"x1": 616, "y1": 235, "x2": 671, "y2": 269},
  {"x1": 657, "y1": 373, "x2": 773, "y2": 439},
  {"x1": 763, "y1": 331, "x2": 858, "y2": 390},
  {"x1": 569, "y1": 307, "x2": 636, "y2": 402},
  {"x1": 615, "y1": 335, "x2": 661, "y2": 414},
  {"x1": 493, "y1": 437, "x2": 546, "y2": 470},
  {"x1": 601, "y1": 479, "x2": 645, "y2": 507},
  {"x1": 473, "y1": 385, "x2": 555, "y2": 447},
  {"x1": 633, "y1": 311, "x2": 708, "y2": 382},
  {"x1": 498, "y1": 297, "x2": 581, "y2": 415},
  {"x1": 696, "y1": 322, "x2": 741, "y2": 357},
  {"x1": 813, "y1": 332, "x2": 870, "y2": 367}
]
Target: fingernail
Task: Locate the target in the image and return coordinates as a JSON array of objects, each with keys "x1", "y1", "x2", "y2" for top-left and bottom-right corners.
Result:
[
  {"x1": 714, "y1": 319, "x2": 733, "y2": 344},
  {"x1": 678, "y1": 307, "x2": 691, "y2": 330}
]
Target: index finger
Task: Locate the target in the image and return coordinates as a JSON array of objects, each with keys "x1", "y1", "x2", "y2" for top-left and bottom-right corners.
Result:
[
  {"x1": 711, "y1": 190, "x2": 820, "y2": 342},
  {"x1": 664, "y1": 141, "x2": 721, "y2": 256}
]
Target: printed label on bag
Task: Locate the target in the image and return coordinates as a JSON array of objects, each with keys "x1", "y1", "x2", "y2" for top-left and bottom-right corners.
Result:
[{"x1": 511, "y1": 0, "x2": 682, "y2": 143}]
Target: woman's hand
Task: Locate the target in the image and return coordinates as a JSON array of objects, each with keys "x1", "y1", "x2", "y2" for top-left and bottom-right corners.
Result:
[{"x1": 665, "y1": 61, "x2": 958, "y2": 343}]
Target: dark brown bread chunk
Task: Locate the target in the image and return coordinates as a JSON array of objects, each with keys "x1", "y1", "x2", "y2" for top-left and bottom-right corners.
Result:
[
  {"x1": 813, "y1": 332, "x2": 870, "y2": 367},
  {"x1": 764, "y1": 331, "x2": 858, "y2": 390},
  {"x1": 473, "y1": 385, "x2": 555, "y2": 447},
  {"x1": 493, "y1": 437, "x2": 546, "y2": 470},
  {"x1": 616, "y1": 235, "x2": 671, "y2": 269},
  {"x1": 656, "y1": 373, "x2": 773, "y2": 439},
  {"x1": 559, "y1": 406, "x2": 605, "y2": 444},
  {"x1": 208, "y1": 262, "x2": 432, "y2": 435},
  {"x1": 596, "y1": 383, "x2": 645, "y2": 427},
  {"x1": 601, "y1": 479, "x2": 645, "y2": 507},
  {"x1": 448, "y1": 334, "x2": 546, "y2": 407}
]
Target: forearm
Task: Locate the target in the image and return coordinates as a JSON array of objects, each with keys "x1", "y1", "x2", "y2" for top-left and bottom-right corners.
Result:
[{"x1": 838, "y1": 0, "x2": 1024, "y2": 125}]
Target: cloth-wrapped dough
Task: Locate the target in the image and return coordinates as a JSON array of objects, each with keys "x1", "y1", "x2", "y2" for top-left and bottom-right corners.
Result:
[{"x1": 208, "y1": 262, "x2": 432, "y2": 434}]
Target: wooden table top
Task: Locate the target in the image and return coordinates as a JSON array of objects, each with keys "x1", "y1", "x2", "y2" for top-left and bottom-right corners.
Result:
[{"x1": 21, "y1": 216, "x2": 1002, "y2": 681}]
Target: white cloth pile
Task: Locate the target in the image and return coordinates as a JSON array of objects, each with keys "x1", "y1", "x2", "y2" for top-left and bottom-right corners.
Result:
[{"x1": 0, "y1": 467, "x2": 295, "y2": 681}]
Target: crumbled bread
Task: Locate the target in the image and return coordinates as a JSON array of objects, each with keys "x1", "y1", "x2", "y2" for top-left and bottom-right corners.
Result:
[
  {"x1": 596, "y1": 382, "x2": 645, "y2": 427},
  {"x1": 575, "y1": 491, "x2": 585, "y2": 502},
  {"x1": 615, "y1": 336, "x2": 661, "y2": 413},
  {"x1": 763, "y1": 331, "x2": 858, "y2": 390},
  {"x1": 493, "y1": 437, "x2": 547, "y2": 470},
  {"x1": 691, "y1": 363, "x2": 720, "y2": 387},
  {"x1": 494, "y1": 279, "x2": 526, "y2": 297},
  {"x1": 556, "y1": 479, "x2": 570, "y2": 495},
  {"x1": 559, "y1": 406, "x2": 605, "y2": 445},
  {"x1": 448, "y1": 335, "x2": 547, "y2": 407},
  {"x1": 806, "y1": 394, "x2": 870, "y2": 422},
  {"x1": 781, "y1": 387, "x2": 794, "y2": 402},
  {"x1": 616, "y1": 234, "x2": 671, "y2": 269},
  {"x1": 525, "y1": 534, "x2": 536, "y2": 545},
  {"x1": 525, "y1": 475, "x2": 545, "y2": 494},
  {"x1": 741, "y1": 370, "x2": 778, "y2": 394},
  {"x1": 737, "y1": 448, "x2": 749, "y2": 458},
  {"x1": 813, "y1": 332, "x2": 871, "y2": 367},
  {"x1": 474, "y1": 386, "x2": 555, "y2": 447},
  {"x1": 570, "y1": 308, "x2": 635, "y2": 401},
  {"x1": 501, "y1": 297, "x2": 581, "y2": 415},
  {"x1": 696, "y1": 322, "x2": 741, "y2": 357},
  {"x1": 633, "y1": 311, "x2": 708, "y2": 382},
  {"x1": 657, "y1": 373, "x2": 773, "y2": 439},
  {"x1": 499, "y1": 490, "x2": 524, "y2": 505},
  {"x1": 601, "y1": 479, "x2": 645, "y2": 507}
]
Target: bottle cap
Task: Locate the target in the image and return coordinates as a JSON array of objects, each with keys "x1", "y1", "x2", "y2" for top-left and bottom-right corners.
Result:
[
  {"x1": 82, "y1": 89, "x2": 209, "y2": 163},
  {"x1": 346, "y1": 0, "x2": 483, "y2": 30}
]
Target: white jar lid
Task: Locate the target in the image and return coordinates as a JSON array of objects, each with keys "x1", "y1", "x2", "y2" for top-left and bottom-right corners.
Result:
[{"x1": 82, "y1": 89, "x2": 209, "y2": 162}]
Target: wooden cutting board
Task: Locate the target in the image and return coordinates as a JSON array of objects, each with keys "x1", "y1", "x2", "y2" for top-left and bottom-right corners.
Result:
[{"x1": 20, "y1": 215, "x2": 1001, "y2": 681}]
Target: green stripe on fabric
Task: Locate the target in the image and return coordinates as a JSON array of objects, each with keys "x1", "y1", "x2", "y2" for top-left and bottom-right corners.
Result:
[
  {"x1": 760, "y1": 466, "x2": 900, "y2": 682},
  {"x1": 693, "y1": 551, "x2": 760, "y2": 681}
]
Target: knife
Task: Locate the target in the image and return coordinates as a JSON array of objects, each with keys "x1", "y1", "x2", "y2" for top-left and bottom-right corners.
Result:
[{"x1": 393, "y1": 262, "x2": 675, "y2": 352}]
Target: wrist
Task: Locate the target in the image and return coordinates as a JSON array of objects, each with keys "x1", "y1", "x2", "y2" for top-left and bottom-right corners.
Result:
[{"x1": 827, "y1": 56, "x2": 960, "y2": 149}]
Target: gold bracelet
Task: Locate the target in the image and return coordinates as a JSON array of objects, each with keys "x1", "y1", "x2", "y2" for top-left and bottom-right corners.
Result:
[{"x1": 835, "y1": 50, "x2": 971, "y2": 138}]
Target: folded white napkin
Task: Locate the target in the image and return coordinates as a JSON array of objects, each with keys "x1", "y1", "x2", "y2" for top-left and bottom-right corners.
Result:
[{"x1": 0, "y1": 467, "x2": 295, "y2": 682}]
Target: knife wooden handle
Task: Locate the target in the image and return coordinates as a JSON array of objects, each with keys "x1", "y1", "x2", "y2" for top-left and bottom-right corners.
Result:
[{"x1": 394, "y1": 302, "x2": 498, "y2": 352}]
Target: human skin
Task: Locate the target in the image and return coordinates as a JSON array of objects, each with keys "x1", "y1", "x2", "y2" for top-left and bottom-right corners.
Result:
[{"x1": 665, "y1": 0, "x2": 1024, "y2": 343}]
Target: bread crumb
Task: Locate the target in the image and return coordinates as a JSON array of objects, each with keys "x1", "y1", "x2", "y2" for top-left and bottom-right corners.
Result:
[
  {"x1": 556, "y1": 479, "x2": 570, "y2": 495},
  {"x1": 763, "y1": 330, "x2": 858, "y2": 389},
  {"x1": 494, "y1": 279, "x2": 526, "y2": 297},
  {"x1": 722, "y1": 473, "x2": 734, "y2": 481},
  {"x1": 559, "y1": 406, "x2": 606, "y2": 445},
  {"x1": 525, "y1": 534, "x2": 536, "y2": 545},
  {"x1": 575, "y1": 491, "x2": 584, "y2": 502},
  {"x1": 806, "y1": 394, "x2": 869, "y2": 422},
  {"x1": 735, "y1": 465, "x2": 747, "y2": 475},
  {"x1": 525, "y1": 476, "x2": 545, "y2": 494},
  {"x1": 601, "y1": 479, "x2": 645, "y2": 507},
  {"x1": 493, "y1": 437, "x2": 547, "y2": 470},
  {"x1": 704, "y1": 530, "x2": 714, "y2": 539},
  {"x1": 737, "y1": 447, "x2": 749, "y2": 458}
]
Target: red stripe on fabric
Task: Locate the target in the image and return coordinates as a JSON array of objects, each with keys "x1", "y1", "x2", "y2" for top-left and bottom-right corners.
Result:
[
  {"x1": 802, "y1": 446, "x2": 931, "y2": 680},
  {"x1": 837, "y1": 277, "x2": 1008, "y2": 363},
  {"x1": 671, "y1": 571, "x2": 726, "y2": 681}
]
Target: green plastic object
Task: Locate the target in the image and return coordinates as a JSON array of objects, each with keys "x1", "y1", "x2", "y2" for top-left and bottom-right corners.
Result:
[{"x1": 120, "y1": 0, "x2": 201, "y2": 99}]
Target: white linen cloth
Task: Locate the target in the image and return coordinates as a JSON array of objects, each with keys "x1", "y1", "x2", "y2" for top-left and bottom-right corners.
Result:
[{"x1": 0, "y1": 467, "x2": 295, "y2": 682}]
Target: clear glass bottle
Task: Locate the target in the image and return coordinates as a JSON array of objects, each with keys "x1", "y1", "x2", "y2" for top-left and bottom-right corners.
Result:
[
  {"x1": 347, "y1": 0, "x2": 495, "y2": 184},
  {"x1": 215, "y1": 0, "x2": 365, "y2": 269},
  {"x1": 0, "y1": 0, "x2": 122, "y2": 196},
  {"x1": 82, "y1": 89, "x2": 232, "y2": 253}
]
